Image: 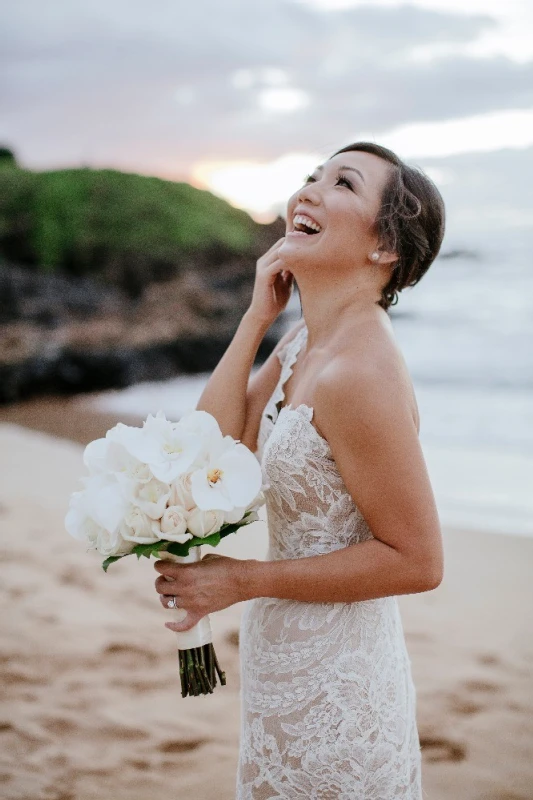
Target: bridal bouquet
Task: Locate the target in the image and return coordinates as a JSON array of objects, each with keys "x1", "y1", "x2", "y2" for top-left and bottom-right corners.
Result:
[{"x1": 65, "y1": 409, "x2": 265, "y2": 697}]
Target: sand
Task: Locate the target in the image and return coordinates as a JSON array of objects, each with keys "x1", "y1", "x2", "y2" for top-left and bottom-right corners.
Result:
[{"x1": 1, "y1": 419, "x2": 532, "y2": 800}]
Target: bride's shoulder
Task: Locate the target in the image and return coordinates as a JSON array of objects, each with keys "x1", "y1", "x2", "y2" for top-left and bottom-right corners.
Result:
[{"x1": 314, "y1": 319, "x2": 419, "y2": 432}]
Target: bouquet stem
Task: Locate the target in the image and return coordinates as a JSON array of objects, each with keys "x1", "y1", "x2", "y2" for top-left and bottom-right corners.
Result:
[{"x1": 160, "y1": 546, "x2": 226, "y2": 698}]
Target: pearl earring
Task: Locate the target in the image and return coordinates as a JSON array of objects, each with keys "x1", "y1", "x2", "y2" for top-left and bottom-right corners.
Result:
[{"x1": 371, "y1": 252, "x2": 379, "y2": 262}]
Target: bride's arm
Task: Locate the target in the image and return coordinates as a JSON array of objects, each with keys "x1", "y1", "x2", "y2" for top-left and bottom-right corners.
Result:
[{"x1": 244, "y1": 356, "x2": 444, "y2": 603}]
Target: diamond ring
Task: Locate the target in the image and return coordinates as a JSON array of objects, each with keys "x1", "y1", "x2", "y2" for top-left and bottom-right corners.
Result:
[{"x1": 167, "y1": 596, "x2": 178, "y2": 609}]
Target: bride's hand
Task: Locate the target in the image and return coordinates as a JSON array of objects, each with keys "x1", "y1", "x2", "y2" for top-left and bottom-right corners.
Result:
[
  {"x1": 154, "y1": 553, "x2": 250, "y2": 632},
  {"x1": 247, "y1": 237, "x2": 294, "y2": 325}
]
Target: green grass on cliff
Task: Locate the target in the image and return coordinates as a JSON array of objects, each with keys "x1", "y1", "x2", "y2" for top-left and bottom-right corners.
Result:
[{"x1": 0, "y1": 162, "x2": 258, "y2": 288}]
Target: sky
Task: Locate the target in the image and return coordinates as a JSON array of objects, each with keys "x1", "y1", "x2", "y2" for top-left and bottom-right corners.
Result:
[{"x1": 2, "y1": 0, "x2": 533, "y2": 239}]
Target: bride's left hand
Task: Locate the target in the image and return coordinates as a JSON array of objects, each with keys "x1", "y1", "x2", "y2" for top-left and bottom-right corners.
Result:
[{"x1": 154, "y1": 553, "x2": 249, "y2": 632}]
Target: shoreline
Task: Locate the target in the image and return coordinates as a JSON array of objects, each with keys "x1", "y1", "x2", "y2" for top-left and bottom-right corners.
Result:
[{"x1": 1, "y1": 391, "x2": 531, "y2": 539}]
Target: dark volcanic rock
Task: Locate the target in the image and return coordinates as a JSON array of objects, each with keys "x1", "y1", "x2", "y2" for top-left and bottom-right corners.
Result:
[{"x1": 0, "y1": 262, "x2": 279, "y2": 404}]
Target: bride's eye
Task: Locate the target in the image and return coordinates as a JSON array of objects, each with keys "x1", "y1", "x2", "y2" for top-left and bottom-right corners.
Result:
[
  {"x1": 336, "y1": 174, "x2": 354, "y2": 191},
  {"x1": 303, "y1": 173, "x2": 317, "y2": 183}
]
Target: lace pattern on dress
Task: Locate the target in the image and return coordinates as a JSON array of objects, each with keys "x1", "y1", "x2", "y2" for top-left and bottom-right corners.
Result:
[
  {"x1": 254, "y1": 324, "x2": 308, "y2": 466},
  {"x1": 238, "y1": 322, "x2": 423, "y2": 799}
]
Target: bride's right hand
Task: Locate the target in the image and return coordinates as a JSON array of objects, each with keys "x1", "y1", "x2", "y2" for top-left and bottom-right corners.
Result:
[{"x1": 247, "y1": 237, "x2": 294, "y2": 324}]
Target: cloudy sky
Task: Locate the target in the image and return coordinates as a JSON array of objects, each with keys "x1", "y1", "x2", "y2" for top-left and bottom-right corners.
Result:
[{"x1": 2, "y1": 0, "x2": 533, "y2": 238}]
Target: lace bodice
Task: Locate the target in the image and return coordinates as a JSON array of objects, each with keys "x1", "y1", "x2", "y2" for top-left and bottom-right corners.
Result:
[
  {"x1": 254, "y1": 324, "x2": 374, "y2": 560},
  {"x1": 237, "y1": 322, "x2": 422, "y2": 799}
]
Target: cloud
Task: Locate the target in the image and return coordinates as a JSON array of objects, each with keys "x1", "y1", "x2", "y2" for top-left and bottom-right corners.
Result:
[
  {"x1": 419, "y1": 145, "x2": 533, "y2": 239},
  {"x1": 1, "y1": 0, "x2": 532, "y2": 176}
]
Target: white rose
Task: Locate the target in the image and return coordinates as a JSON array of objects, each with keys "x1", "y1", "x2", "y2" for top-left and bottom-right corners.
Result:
[
  {"x1": 121, "y1": 505, "x2": 161, "y2": 544},
  {"x1": 97, "y1": 527, "x2": 132, "y2": 557},
  {"x1": 169, "y1": 471, "x2": 196, "y2": 511},
  {"x1": 131, "y1": 477, "x2": 170, "y2": 520},
  {"x1": 187, "y1": 507, "x2": 224, "y2": 538},
  {"x1": 160, "y1": 505, "x2": 192, "y2": 543}
]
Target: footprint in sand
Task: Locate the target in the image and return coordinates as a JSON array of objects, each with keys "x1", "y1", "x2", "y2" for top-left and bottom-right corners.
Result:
[
  {"x1": 462, "y1": 678, "x2": 501, "y2": 694},
  {"x1": 446, "y1": 676, "x2": 502, "y2": 717},
  {"x1": 226, "y1": 629, "x2": 240, "y2": 647},
  {"x1": 102, "y1": 642, "x2": 158, "y2": 668},
  {"x1": 59, "y1": 567, "x2": 94, "y2": 591},
  {"x1": 476, "y1": 652, "x2": 502, "y2": 667},
  {"x1": 420, "y1": 735, "x2": 467, "y2": 763},
  {"x1": 2, "y1": 665, "x2": 47, "y2": 686},
  {"x1": 128, "y1": 757, "x2": 152, "y2": 771},
  {"x1": 40, "y1": 716, "x2": 77, "y2": 735},
  {"x1": 158, "y1": 738, "x2": 206, "y2": 753},
  {"x1": 101, "y1": 723, "x2": 147, "y2": 740},
  {"x1": 447, "y1": 694, "x2": 484, "y2": 716}
]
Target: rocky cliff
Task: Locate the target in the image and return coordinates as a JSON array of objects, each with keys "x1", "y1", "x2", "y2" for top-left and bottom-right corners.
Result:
[{"x1": 0, "y1": 162, "x2": 286, "y2": 403}]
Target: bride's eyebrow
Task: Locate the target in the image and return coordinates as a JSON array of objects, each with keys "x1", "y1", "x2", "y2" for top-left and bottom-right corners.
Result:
[{"x1": 315, "y1": 163, "x2": 366, "y2": 185}]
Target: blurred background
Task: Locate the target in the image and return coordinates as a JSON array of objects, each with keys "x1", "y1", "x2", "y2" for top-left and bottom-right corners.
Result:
[{"x1": 1, "y1": 2, "x2": 532, "y2": 799}]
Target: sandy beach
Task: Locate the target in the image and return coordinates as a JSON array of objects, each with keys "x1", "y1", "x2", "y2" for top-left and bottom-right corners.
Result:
[{"x1": 1, "y1": 409, "x2": 533, "y2": 800}]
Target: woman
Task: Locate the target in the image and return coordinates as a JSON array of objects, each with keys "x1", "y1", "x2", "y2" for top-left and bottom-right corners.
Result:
[{"x1": 154, "y1": 142, "x2": 446, "y2": 798}]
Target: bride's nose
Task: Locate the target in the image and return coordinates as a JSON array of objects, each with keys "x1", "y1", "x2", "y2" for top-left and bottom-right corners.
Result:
[{"x1": 296, "y1": 180, "x2": 321, "y2": 205}]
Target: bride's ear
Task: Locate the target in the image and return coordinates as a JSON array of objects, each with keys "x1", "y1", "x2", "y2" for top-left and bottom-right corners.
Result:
[{"x1": 368, "y1": 247, "x2": 399, "y2": 267}]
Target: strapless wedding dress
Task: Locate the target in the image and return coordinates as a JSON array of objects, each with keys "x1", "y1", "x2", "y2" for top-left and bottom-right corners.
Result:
[{"x1": 236, "y1": 323, "x2": 423, "y2": 799}]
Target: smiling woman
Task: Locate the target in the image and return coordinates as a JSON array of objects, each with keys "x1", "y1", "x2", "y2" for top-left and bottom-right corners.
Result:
[{"x1": 176, "y1": 141, "x2": 446, "y2": 798}]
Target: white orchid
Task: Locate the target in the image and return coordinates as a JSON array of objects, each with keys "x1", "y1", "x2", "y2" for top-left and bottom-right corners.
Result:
[
  {"x1": 106, "y1": 421, "x2": 160, "y2": 464},
  {"x1": 65, "y1": 477, "x2": 131, "y2": 557},
  {"x1": 83, "y1": 437, "x2": 109, "y2": 475},
  {"x1": 82, "y1": 473, "x2": 131, "y2": 537},
  {"x1": 106, "y1": 440, "x2": 152, "y2": 485},
  {"x1": 249, "y1": 489, "x2": 266, "y2": 512},
  {"x1": 190, "y1": 437, "x2": 263, "y2": 512},
  {"x1": 126, "y1": 411, "x2": 204, "y2": 483},
  {"x1": 187, "y1": 507, "x2": 225, "y2": 538},
  {"x1": 175, "y1": 409, "x2": 224, "y2": 465},
  {"x1": 65, "y1": 490, "x2": 101, "y2": 546}
]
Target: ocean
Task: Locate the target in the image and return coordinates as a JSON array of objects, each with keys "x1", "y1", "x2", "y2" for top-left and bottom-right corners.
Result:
[{"x1": 88, "y1": 240, "x2": 533, "y2": 537}]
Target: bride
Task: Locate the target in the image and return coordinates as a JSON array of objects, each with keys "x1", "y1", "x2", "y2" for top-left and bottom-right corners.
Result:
[{"x1": 154, "y1": 141, "x2": 446, "y2": 798}]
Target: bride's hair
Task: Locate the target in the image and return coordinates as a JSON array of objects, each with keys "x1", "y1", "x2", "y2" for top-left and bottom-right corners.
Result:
[{"x1": 333, "y1": 142, "x2": 446, "y2": 311}]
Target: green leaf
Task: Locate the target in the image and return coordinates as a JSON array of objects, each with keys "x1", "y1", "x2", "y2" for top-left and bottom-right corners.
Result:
[
  {"x1": 131, "y1": 540, "x2": 168, "y2": 560},
  {"x1": 195, "y1": 530, "x2": 221, "y2": 548},
  {"x1": 102, "y1": 556, "x2": 122, "y2": 572},
  {"x1": 101, "y1": 513, "x2": 260, "y2": 571}
]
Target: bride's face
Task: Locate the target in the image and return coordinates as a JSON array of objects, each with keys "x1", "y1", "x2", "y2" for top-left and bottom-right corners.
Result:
[{"x1": 280, "y1": 150, "x2": 392, "y2": 271}]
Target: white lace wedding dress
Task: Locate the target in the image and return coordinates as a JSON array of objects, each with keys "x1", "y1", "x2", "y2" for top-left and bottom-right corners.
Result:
[{"x1": 235, "y1": 323, "x2": 423, "y2": 799}]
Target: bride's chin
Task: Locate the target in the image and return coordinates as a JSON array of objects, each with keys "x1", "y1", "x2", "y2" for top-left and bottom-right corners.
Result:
[{"x1": 281, "y1": 235, "x2": 315, "y2": 255}]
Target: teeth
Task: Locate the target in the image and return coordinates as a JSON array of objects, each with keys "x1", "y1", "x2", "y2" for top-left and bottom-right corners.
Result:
[{"x1": 293, "y1": 214, "x2": 322, "y2": 233}]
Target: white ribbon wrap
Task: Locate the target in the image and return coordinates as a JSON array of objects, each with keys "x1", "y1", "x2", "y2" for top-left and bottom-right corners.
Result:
[{"x1": 160, "y1": 546, "x2": 213, "y2": 650}]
